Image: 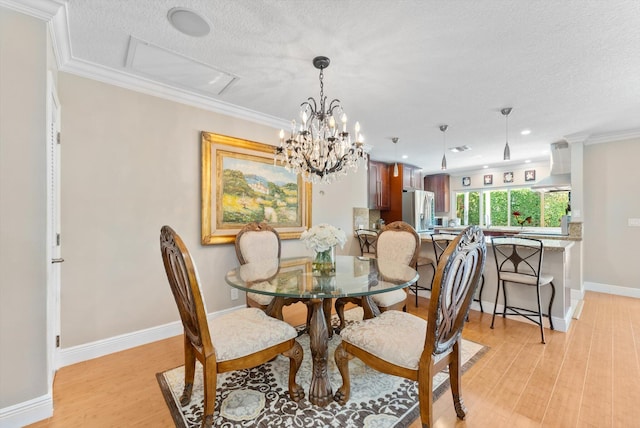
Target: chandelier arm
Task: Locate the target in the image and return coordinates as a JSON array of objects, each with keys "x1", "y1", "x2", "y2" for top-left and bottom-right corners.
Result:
[
  {"x1": 323, "y1": 149, "x2": 357, "y2": 175},
  {"x1": 326, "y1": 99, "x2": 341, "y2": 114},
  {"x1": 301, "y1": 98, "x2": 318, "y2": 115}
]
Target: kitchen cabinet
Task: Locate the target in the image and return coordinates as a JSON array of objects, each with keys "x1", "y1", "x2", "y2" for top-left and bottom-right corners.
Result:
[
  {"x1": 424, "y1": 173, "x2": 450, "y2": 213},
  {"x1": 402, "y1": 164, "x2": 422, "y2": 190},
  {"x1": 368, "y1": 160, "x2": 390, "y2": 210}
]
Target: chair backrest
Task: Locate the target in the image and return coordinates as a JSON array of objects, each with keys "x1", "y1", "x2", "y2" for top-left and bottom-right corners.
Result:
[
  {"x1": 431, "y1": 232, "x2": 460, "y2": 263},
  {"x1": 160, "y1": 226, "x2": 214, "y2": 356},
  {"x1": 491, "y1": 236, "x2": 544, "y2": 282},
  {"x1": 426, "y1": 226, "x2": 486, "y2": 356},
  {"x1": 356, "y1": 229, "x2": 378, "y2": 256},
  {"x1": 235, "y1": 222, "x2": 281, "y2": 265},
  {"x1": 376, "y1": 221, "x2": 420, "y2": 267}
]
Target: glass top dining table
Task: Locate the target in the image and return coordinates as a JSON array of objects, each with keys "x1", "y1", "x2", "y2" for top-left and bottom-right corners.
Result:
[
  {"x1": 225, "y1": 255, "x2": 419, "y2": 407},
  {"x1": 225, "y1": 255, "x2": 419, "y2": 299}
]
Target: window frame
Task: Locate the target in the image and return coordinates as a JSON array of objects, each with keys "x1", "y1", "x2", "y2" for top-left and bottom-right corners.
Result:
[{"x1": 454, "y1": 186, "x2": 569, "y2": 229}]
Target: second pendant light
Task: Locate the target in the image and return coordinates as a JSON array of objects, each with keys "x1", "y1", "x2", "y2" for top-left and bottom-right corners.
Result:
[{"x1": 440, "y1": 125, "x2": 448, "y2": 170}]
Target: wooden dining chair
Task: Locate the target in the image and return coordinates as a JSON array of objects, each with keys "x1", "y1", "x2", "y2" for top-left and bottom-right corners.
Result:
[
  {"x1": 235, "y1": 222, "x2": 285, "y2": 314},
  {"x1": 335, "y1": 221, "x2": 420, "y2": 332},
  {"x1": 334, "y1": 226, "x2": 486, "y2": 428},
  {"x1": 235, "y1": 222, "x2": 332, "y2": 335},
  {"x1": 160, "y1": 226, "x2": 304, "y2": 428}
]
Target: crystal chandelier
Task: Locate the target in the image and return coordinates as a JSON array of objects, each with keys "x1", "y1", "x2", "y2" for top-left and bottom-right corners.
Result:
[{"x1": 275, "y1": 56, "x2": 366, "y2": 183}]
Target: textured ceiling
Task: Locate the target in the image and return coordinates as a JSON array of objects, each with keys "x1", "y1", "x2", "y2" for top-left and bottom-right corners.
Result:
[{"x1": 57, "y1": 0, "x2": 640, "y2": 173}]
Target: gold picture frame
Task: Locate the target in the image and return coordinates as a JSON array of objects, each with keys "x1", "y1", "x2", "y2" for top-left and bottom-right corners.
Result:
[{"x1": 201, "y1": 132, "x2": 312, "y2": 245}]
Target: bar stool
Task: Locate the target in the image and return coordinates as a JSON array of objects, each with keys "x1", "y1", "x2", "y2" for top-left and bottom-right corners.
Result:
[
  {"x1": 490, "y1": 236, "x2": 556, "y2": 343},
  {"x1": 355, "y1": 229, "x2": 378, "y2": 257}
]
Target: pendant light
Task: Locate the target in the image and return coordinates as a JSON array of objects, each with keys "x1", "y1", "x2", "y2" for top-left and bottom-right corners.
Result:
[
  {"x1": 392, "y1": 137, "x2": 399, "y2": 177},
  {"x1": 501, "y1": 107, "x2": 512, "y2": 161},
  {"x1": 440, "y1": 125, "x2": 448, "y2": 170}
]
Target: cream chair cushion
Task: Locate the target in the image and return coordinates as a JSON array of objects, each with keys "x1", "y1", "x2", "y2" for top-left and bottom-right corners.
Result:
[
  {"x1": 210, "y1": 308, "x2": 297, "y2": 362},
  {"x1": 371, "y1": 288, "x2": 407, "y2": 307},
  {"x1": 376, "y1": 231, "x2": 416, "y2": 265},
  {"x1": 340, "y1": 310, "x2": 431, "y2": 370},
  {"x1": 238, "y1": 230, "x2": 279, "y2": 262},
  {"x1": 500, "y1": 271, "x2": 553, "y2": 286},
  {"x1": 238, "y1": 258, "x2": 279, "y2": 306}
]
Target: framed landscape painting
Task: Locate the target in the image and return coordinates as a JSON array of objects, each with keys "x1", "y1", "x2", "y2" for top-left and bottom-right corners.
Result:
[{"x1": 201, "y1": 132, "x2": 312, "y2": 245}]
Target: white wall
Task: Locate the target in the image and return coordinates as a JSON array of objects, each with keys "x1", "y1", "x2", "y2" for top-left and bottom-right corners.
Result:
[
  {"x1": 0, "y1": 7, "x2": 49, "y2": 409},
  {"x1": 583, "y1": 138, "x2": 640, "y2": 291},
  {"x1": 58, "y1": 72, "x2": 367, "y2": 348}
]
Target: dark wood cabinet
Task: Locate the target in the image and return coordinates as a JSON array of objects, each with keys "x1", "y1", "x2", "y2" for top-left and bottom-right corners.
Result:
[
  {"x1": 402, "y1": 164, "x2": 422, "y2": 190},
  {"x1": 368, "y1": 160, "x2": 390, "y2": 210},
  {"x1": 424, "y1": 173, "x2": 450, "y2": 213}
]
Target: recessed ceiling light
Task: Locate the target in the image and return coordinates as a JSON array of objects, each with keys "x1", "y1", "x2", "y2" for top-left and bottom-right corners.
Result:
[
  {"x1": 525, "y1": 159, "x2": 531, "y2": 163},
  {"x1": 521, "y1": 129, "x2": 531, "y2": 135},
  {"x1": 483, "y1": 165, "x2": 489, "y2": 169},
  {"x1": 401, "y1": 155, "x2": 408, "y2": 159},
  {"x1": 168, "y1": 7, "x2": 211, "y2": 37}
]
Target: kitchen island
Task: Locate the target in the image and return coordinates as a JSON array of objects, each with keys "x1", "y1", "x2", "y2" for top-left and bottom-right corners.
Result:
[{"x1": 419, "y1": 230, "x2": 580, "y2": 332}]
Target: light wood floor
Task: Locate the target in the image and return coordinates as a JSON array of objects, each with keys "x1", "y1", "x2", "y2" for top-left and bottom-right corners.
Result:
[{"x1": 27, "y1": 291, "x2": 640, "y2": 428}]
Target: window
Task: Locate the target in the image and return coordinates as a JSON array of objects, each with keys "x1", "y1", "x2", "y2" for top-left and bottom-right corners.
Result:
[{"x1": 455, "y1": 188, "x2": 569, "y2": 228}]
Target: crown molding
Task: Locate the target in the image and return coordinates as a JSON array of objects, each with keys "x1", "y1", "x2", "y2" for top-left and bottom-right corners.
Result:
[
  {"x1": 0, "y1": 0, "x2": 63, "y2": 20},
  {"x1": 60, "y1": 56, "x2": 289, "y2": 130},
  {"x1": 3, "y1": 0, "x2": 290, "y2": 131},
  {"x1": 583, "y1": 128, "x2": 640, "y2": 145}
]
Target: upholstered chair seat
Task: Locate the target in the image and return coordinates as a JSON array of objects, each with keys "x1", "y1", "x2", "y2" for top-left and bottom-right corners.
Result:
[
  {"x1": 371, "y1": 288, "x2": 408, "y2": 308},
  {"x1": 211, "y1": 307, "x2": 298, "y2": 361}
]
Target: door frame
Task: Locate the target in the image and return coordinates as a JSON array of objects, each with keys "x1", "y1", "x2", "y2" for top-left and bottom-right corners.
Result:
[{"x1": 46, "y1": 71, "x2": 61, "y2": 391}]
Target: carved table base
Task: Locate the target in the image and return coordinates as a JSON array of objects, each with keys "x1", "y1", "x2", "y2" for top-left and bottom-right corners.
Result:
[{"x1": 307, "y1": 298, "x2": 333, "y2": 406}]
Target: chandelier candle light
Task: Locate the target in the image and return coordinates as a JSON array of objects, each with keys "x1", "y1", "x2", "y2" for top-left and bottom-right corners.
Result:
[
  {"x1": 275, "y1": 56, "x2": 367, "y2": 183},
  {"x1": 300, "y1": 224, "x2": 347, "y2": 276}
]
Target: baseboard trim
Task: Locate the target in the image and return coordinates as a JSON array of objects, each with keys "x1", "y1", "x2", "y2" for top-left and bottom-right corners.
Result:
[
  {"x1": 1, "y1": 305, "x2": 246, "y2": 428},
  {"x1": 0, "y1": 394, "x2": 52, "y2": 427},
  {"x1": 572, "y1": 300, "x2": 585, "y2": 319},
  {"x1": 58, "y1": 304, "x2": 246, "y2": 368},
  {"x1": 584, "y1": 282, "x2": 640, "y2": 299}
]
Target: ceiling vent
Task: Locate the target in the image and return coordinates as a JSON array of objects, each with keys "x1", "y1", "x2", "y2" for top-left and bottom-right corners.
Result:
[
  {"x1": 125, "y1": 37, "x2": 237, "y2": 96},
  {"x1": 531, "y1": 140, "x2": 571, "y2": 192}
]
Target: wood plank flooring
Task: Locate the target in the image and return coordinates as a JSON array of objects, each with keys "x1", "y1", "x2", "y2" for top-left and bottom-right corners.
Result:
[{"x1": 26, "y1": 291, "x2": 640, "y2": 427}]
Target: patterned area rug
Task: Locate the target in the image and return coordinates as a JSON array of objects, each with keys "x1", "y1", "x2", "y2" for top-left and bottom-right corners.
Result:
[{"x1": 157, "y1": 309, "x2": 488, "y2": 428}]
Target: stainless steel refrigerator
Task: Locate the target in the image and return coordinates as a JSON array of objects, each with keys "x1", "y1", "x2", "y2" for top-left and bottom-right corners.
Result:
[{"x1": 401, "y1": 190, "x2": 435, "y2": 232}]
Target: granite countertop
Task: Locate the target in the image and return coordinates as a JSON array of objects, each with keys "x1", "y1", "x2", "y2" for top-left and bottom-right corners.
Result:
[
  {"x1": 433, "y1": 224, "x2": 582, "y2": 242},
  {"x1": 419, "y1": 231, "x2": 575, "y2": 252}
]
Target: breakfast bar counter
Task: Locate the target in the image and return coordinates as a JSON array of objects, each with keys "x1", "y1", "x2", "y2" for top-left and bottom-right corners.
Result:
[{"x1": 419, "y1": 232, "x2": 579, "y2": 331}]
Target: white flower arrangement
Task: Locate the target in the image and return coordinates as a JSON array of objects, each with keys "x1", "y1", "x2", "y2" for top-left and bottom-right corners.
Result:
[{"x1": 300, "y1": 223, "x2": 347, "y2": 252}]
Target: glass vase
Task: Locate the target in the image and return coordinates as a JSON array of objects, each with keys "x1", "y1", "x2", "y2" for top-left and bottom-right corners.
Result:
[{"x1": 312, "y1": 246, "x2": 336, "y2": 276}]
